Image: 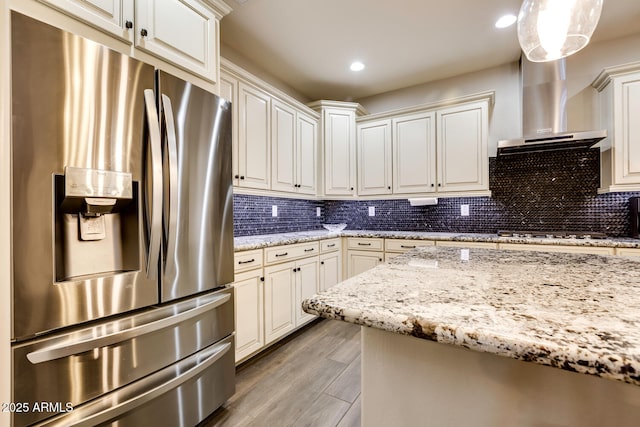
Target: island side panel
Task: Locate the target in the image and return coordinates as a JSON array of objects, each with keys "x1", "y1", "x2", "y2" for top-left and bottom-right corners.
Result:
[{"x1": 361, "y1": 327, "x2": 640, "y2": 427}]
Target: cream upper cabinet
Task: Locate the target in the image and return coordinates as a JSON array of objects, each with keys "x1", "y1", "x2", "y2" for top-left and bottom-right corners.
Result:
[
  {"x1": 38, "y1": 0, "x2": 135, "y2": 42},
  {"x1": 238, "y1": 82, "x2": 271, "y2": 190},
  {"x1": 392, "y1": 111, "x2": 436, "y2": 194},
  {"x1": 271, "y1": 100, "x2": 317, "y2": 195},
  {"x1": 271, "y1": 100, "x2": 297, "y2": 193},
  {"x1": 436, "y1": 101, "x2": 489, "y2": 193},
  {"x1": 218, "y1": 72, "x2": 239, "y2": 185},
  {"x1": 593, "y1": 62, "x2": 640, "y2": 193},
  {"x1": 309, "y1": 101, "x2": 367, "y2": 197},
  {"x1": 135, "y1": 0, "x2": 228, "y2": 83},
  {"x1": 296, "y1": 112, "x2": 318, "y2": 195},
  {"x1": 357, "y1": 119, "x2": 392, "y2": 196}
]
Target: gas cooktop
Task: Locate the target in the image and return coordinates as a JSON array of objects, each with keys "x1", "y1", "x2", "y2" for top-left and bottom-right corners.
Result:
[{"x1": 497, "y1": 230, "x2": 608, "y2": 239}]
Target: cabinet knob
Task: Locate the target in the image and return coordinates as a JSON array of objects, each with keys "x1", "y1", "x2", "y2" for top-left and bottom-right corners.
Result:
[
  {"x1": 431, "y1": 183, "x2": 435, "y2": 187},
  {"x1": 388, "y1": 186, "x2": 391, "y2": 190},
  {"x1": 140, "y1": 28, "x2": 148, "y2": 37},
  {"x1": 260, "y1": 277, "x2": 264, "y2": 282},
  {"x1": 320, "y1": 261, "x2": 324, "y2": 265},
  {"x1": 125, "y1": 20, "x2": 133, "y2": 29},
  {"x1": 350, "y1": 187, "x2": 354, "y2": 191},
  {"x1": 240, "y1": 176, "x2": 245, "y2": 180},
  {"x1": 438, "y1": 183, "x2": 441, "y2": 187}
]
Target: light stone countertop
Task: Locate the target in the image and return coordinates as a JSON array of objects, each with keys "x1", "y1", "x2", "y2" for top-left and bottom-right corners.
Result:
[
  {"x1": 302, "y1": 246, "x2": 640, "y2": 386},
  {"x1": 234, "y1": 229, "x2": 640, "y2": 251}
]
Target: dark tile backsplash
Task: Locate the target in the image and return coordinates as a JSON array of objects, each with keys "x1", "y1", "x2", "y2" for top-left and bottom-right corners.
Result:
[{"x1": 234, "y1": 148, "x2": 640, "y2": 237}]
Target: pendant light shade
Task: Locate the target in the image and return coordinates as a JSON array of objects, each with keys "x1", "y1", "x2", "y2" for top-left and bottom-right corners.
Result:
[{"x1": 517, "y1": 0, "x2": 603, "y2": 62}]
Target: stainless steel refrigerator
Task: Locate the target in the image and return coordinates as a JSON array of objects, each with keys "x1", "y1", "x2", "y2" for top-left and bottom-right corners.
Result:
[{"x1": 10, "y1": 12, "x2": 235, "y2": 426}]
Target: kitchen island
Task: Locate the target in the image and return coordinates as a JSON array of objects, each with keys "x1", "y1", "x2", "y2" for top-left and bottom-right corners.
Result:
[{"x1": 302, "y1": 246, "x2": 640, "y2": 426}]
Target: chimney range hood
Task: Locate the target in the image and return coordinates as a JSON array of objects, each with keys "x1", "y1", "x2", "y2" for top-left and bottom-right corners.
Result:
[{"x1": 497, "y1": 56, "x2": 606, "y2": 155}]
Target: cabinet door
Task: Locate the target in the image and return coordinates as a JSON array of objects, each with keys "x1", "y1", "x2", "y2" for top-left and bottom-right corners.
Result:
[
  {"x1": 135, "y1": 0, "x2": 218, "y2": 82},
  {"x1": 347, "y1": 250, "x2": 383, "y2": 278},
  {"x1": 219, "y1": 72, "x2": 239, "y2": 185},
  {"x1": 297, "y1": 112, "x2": 318, "y2": 195},
  {"x1": 233, "y1": 270, "x2": 264, "y2": 362},
  {"x1": 39, "y1": 0, "x2": 134, "y2": 42},
  {"x1": 319, "y1": 252, "x2": 341, "y2": 292},
  {"x1": 393, "y1": 111, "x2": 436, "y2": 194},
  {"x1": 295, "y1": 257, "x2": 319, "y2": 326},
  {"x1": 358, "y1": 119, "x2": 392, "y2": 195},
  {"x1": 436, "y1": 102, "x2": 488, "y2": 193},
  {"x1": 238, "y1": 83, "x2": 271, "y2": 189},
  {"x1": 264, "y1": 262, "x2": 296, "y2": 344},
  {"x1": 271, "y1": 100, "x2": 296, "y2": 193},
  {"x1": 614, "y1": 74, "x2": 640, "y2": 185},
  {"x1": 324, "y1": 109, "x2": 356, "y2": 196}
]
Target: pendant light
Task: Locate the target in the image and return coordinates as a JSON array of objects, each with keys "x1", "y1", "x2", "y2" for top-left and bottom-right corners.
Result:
[{"x1": 517, "y1": 0, "x2": 603, "y2": 62}]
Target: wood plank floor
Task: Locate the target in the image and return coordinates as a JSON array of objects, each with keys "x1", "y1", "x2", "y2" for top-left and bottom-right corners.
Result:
[{"x1": 200, "y1": 319, "x2": 362, "y2": 427}]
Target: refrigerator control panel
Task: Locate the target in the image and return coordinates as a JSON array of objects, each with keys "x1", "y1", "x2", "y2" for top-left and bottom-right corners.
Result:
[{"x1": 64, "y1": 166, "x2": 133, "y2": 199}]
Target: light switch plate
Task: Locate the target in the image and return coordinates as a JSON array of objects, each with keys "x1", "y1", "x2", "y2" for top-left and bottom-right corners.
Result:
[
  {"x1": 368, "y1": 206, "x2": 375, "y2": 216},
  {"x1": 316, "y1": 207, "x2": 321, "y2": 217},
  {"x1": 461, "y1": 204, "x2": 469, "y2": 216},
  {"x1": 272, "y1": 205, "x2": 278, "y2": 217}
]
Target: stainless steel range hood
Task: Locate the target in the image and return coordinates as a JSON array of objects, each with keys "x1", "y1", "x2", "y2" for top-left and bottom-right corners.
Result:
[{"x1": 498, "y1": 56, "x2": 606, "y2": 155}]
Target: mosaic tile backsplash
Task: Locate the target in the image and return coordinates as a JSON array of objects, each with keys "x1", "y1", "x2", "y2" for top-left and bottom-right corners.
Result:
[{"x1": 234, "y1": 148, "x2": 640, "y2": 237}]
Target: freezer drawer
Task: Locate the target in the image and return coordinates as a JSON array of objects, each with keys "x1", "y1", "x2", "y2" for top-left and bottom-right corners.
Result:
[
  {"x1": 12, "y1": 288, "x2": 233, "y2": 426},
  {"x1": 35, "y1": 335, "x2": 235, "y2": 427}
]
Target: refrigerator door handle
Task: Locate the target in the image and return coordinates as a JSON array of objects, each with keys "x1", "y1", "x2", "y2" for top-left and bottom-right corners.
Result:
[
  {"x1": 160, "y1": 94, "x2": 179, "y2": 272},
  {"x1": 43, "y1": 337, "x2": 233, "y2": 427},
  {"x1": 26, "y1": 292, "x2": 231, "y2": 364},
  {"x1": 143, "y1": 88, "x2": 163, "y2": 280}
]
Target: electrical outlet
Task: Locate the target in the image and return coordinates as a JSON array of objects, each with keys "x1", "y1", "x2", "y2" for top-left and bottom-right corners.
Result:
[
  {"x1": 368, "y1": 206, "x2": 375, "y2": 217},
  {"x1": 461, "y1": 204, "x2": 469, "y2": 216},
  {"x1": 272, "y1": 205, "x2": 278, "y2": 217},
  {"x1": 316, "y1": 207, "x2": 321, "y2": 217},
  {"x1": 460, "y1": 249, "x2": 470, "y2": 261}
]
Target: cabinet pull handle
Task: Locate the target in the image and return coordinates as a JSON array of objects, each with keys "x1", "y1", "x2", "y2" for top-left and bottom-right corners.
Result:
[
  {"x1": 379, "y1": 258, "x2": 382, "y2": 262},
  {"x1": 350, "y1": 187, "x2": 354, "y2": 190},
  {"x1": 400, "y1": 245, "x2": 416, "y2": 249},
  {"x1": 327, "y1": 244, "x2": 336, "y2": 247},
  {"x1": 320, "y1": 261, "x2": 325, "y2": 265},
  {"x1": 388, "y1": 186, "x2": 391, "y2": 190},
  {"x1": 140, "y1": 28, "x2": 148, "y2": 37},
  {"x1": 358, "y1": 242, "x2": 371, "y2": 246},
  {"x1": 438, "y1": 183, "x2": 441, "y2": 187},
  {"x1": 275, "y1": 252, "x2": 288, "y2": 257},
  {"x1": 234, "y1": 174, "x2": 239, "y2": 179},
  {"x1": 238, "y1": 259, "x2": 255, "y2": 264},
  {"x1": 125, "y1": 20, "x2": 133, "y2": 29},
  {"x1": 304, "y1": 248, "x2": 315, "y2": 252},
  {"x1": 240, "y1": 176, "x2": 245, "y2": 180},
  {"x1": 431, "y1": 183, "x2": 435, "y2": 187},
  {"x1": 260, "y1": 277, "x2": 264, "y2": 282}
]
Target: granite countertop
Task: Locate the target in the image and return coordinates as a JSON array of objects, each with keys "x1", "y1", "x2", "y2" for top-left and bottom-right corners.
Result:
[
  {"x1": 302, "y1": 246, "x2": 640, "y2": 386},
  {"x1": 234, "y1": 229, "x2": 640, "y2": 251}
]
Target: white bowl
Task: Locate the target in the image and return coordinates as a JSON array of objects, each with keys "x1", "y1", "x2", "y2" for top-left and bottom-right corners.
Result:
[{"x1": 322, "y1": 223, "x2": 347, "y2": 232}]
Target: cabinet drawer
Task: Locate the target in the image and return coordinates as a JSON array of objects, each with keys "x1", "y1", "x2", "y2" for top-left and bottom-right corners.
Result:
[
  {"x1": 265, "y1": 242, "x2": 320, "y2": 264},
  {"x1": 347, "y1": 237, "x2": 384, "y2": 251},
  {"x1": 436, "y1": 241, "x2": 498, "y2": 249},
  {"x1": 499, "y1": 243, "x2": 615, "y2": 255},
  {"x1": 320, "y1": 238, "x2": 341, "y2": 253},
  {"x1": 234, "y1": 249, "x2": 264, "y2": 273},
  {"x1": 385, "y1": 239, "x2": 435, "y2": 253}
]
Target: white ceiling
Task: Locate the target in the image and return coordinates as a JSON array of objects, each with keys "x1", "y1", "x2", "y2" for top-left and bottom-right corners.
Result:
[{"x1": 220, "y1": 0, "x2": 640, "y2": 101}]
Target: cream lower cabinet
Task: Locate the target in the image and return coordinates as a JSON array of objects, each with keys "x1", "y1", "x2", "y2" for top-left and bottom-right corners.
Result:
[
  {"x1": 233, "y1": 269, "x2": 264, "y2": 362},
  {"x1": 319, "y1": 238, "x2": 342, "y2": 292},
  {"x1": 295, "y1": 257, "x2": 320, "y2": 326},
  {"x1": 346, "y1": 237, "x2": 384, "y2": 278}
]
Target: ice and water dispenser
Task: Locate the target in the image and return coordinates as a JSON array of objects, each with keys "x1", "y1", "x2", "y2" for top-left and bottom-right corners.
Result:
[{"x1": 55, "y1": 167, "x2": 140, "y2": 281}]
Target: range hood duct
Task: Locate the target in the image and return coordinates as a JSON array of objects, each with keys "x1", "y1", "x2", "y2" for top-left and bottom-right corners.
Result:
[{"x1": 498, "y1": 56, "x2": 606, "y2": 155}]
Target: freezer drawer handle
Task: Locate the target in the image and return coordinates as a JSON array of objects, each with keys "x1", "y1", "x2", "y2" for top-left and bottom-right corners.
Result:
[
  {"x1": 26, "y1": 292, "x2": 231, "y2": 364},
  {"x1": 54, "y1": 338, "x2": 232, "y2": 427}
]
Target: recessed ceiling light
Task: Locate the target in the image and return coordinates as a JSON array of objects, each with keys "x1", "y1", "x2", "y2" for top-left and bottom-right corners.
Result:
[
  {"x1": 495, "y1": 14, "x2": 517, "y2": 29},
  {"x1": 350, "y1": 61, "x2": 365, "y2": 72}
]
